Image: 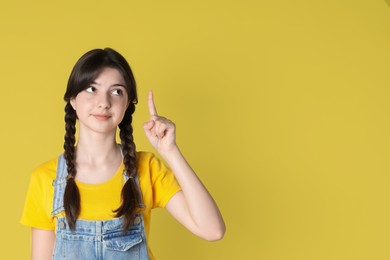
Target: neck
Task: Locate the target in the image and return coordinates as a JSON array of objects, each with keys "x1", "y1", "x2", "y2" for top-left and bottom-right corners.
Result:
[{"x1": 76, "y1": 130, "x2": 120, "y2": 165}]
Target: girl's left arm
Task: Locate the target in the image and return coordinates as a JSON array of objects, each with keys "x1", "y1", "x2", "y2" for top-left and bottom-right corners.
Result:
[{"x1": 143, "y1": 91, "x2": 226, "y2": 241}]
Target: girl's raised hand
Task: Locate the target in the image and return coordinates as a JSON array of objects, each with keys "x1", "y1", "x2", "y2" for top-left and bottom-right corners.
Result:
[{"x1": 143, "y1": 91, "x2": 177, "y2": 154}]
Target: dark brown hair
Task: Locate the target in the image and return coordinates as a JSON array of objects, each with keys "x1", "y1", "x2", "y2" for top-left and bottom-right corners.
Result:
[{"x1": 63, "y1": 48, "x2": 142, "y2": 230}]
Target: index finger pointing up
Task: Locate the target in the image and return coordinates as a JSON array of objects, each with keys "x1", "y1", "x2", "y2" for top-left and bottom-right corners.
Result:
[{"x1": 148, "y1": 91, "x2": 158, "y2": 116}]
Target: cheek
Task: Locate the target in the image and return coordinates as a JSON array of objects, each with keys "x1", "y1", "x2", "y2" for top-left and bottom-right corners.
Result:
[
  {"x1": 72, "y1": 98, "x2": 91, "y2": 118},
  {"x1": 119, "y1": 105, "x2": 128, "y2": 118},
  {"x1": 116, "y1": 98, "x2": 129, "y2": 111},
  {"x1": 75, "y1": 95, "x2": 93, "y2": 109},
  {"x1": 116, "y1": 103, "x2": 129, "y2": 121}
]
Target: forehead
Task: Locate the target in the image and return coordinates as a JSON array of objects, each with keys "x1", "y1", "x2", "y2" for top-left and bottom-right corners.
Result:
[{"x1": 93, "y1": 67, "x2": 126, "y2": 86}]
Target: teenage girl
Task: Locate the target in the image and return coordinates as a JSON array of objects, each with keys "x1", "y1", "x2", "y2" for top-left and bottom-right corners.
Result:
[{"x1": 21, "y1": 48, "x2": 225, "y2": 260}]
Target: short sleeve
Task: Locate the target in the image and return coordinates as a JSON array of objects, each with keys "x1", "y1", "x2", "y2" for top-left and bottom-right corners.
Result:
[
  {"x1": 150, "y1": 154, "x2": 181, "y2": 208},
  {"x1": 137, "y1": 152, "x2": 181, "y2": 209},
  {"x1": 20, "y1": 160, "x2": 56, "y2": 230}
]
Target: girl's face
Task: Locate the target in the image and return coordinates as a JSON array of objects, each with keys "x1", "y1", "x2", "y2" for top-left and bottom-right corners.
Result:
[{"x1": 70, "y1": 67, "x2": 129, "y2": 135}]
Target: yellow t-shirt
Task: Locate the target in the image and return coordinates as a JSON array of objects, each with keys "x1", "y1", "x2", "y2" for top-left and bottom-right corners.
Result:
[{"x1": 20, "y1": 151, "x2": 181, "y2": 259}]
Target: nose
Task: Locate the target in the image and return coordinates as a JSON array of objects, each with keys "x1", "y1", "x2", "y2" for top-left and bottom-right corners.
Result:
[{"x1": 97, "y1": 92, "x2": 111, "y2": 109}]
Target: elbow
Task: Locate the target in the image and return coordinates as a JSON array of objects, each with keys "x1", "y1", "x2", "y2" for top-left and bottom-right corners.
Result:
[
  {"x1": 202, "y1": 224, "x2": 226, "y2": 242},
  {"x1": 205, "y1": 231, "x2": 225, "y2": 242}
]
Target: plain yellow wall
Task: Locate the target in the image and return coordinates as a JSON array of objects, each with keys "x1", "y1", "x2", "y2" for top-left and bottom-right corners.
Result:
[{"x1": 1, "y1": 0, "x2": 390, "y2": 259}]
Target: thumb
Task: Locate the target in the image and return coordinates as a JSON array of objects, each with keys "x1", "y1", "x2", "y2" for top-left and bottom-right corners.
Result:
[{"x1": 143, "y1": 120, "x2": 155, "y2": 132}]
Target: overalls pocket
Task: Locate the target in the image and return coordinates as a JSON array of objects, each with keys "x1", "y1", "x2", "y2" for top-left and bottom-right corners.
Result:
[{"x1": 104, "y1": 232, "x2": 143, "y2": 251}]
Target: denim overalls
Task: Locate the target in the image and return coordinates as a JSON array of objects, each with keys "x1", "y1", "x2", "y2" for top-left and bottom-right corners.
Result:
[{"x1": 51, "y1": 154, "x2": 150, "y2": 260}]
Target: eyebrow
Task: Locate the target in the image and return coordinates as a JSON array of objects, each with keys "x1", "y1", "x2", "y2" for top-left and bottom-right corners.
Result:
[{"x1": 91, "y1": 81, "x2": 127, "y2": 88}]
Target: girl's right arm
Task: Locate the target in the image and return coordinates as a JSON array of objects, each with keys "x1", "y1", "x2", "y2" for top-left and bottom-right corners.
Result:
[{"x1": 32, "y1": 228, "x2": 55, "y2": 260}]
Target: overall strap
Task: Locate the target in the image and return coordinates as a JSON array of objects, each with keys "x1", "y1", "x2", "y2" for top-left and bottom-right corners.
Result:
[{"x1": 52, "y1": 154, "x2": 68, "y2": 216}]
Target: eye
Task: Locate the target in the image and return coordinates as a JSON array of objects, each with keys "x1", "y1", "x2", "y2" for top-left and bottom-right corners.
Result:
[
  {"x1": 112, "y1": 89, "x2": 123, "y2": 96},
  {"x1": 85, "y1": 86, "x2": 96, "y2": 93}
]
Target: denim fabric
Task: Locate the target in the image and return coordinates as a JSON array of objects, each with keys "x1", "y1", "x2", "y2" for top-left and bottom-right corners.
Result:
[{"x1": 51, "y1": 154, "x2": 149, "y2": 260}]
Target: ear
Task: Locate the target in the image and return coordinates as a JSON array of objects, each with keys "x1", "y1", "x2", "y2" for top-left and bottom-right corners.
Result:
[{"x1": 70, "y1": 98, "x2": 76, "y2": 110}]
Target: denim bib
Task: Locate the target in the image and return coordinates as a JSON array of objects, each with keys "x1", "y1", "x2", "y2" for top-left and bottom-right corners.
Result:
[{"x1": 51, "y1": 154, "x2": 150, "y2": 260}]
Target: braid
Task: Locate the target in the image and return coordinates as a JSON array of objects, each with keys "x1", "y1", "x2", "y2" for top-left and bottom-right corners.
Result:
[
  {"x1": 114, "y1": 103, "x2": 142, "y2": 230},
  {"x1": 63, "y1": 102, "x2": 81, "y2": 230}
]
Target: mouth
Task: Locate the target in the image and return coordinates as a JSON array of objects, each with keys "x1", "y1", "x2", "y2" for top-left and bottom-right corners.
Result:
[{"x1": 93, "y1": 114, "x2": 111, "y2": 120}]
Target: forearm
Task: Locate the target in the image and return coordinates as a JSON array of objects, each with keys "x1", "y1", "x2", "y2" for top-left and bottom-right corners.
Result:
[{"x1": 161, "y1": 146, "x2": 226, "y2": 240}]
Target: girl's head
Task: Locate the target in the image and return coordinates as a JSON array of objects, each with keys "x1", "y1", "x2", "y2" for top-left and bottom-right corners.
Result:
[
  {"x1": 63, "y1": 48, "x2": 142, "y2": 230},
  {"x1": 64, "y1": 47, "x2": 138, "y2": 118}
]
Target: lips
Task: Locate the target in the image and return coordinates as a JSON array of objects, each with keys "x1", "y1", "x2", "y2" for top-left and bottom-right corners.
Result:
[{"x1": 93, "y1": 114, "x2": 111, "y2": 120}]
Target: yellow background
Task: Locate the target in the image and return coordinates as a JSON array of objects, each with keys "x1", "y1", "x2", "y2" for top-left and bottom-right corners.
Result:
[{"x1": 1, "y1": 0, "x2": 389, "y2": 259}]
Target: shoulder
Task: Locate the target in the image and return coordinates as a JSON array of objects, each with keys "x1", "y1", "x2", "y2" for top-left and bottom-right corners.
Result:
[
  {"x1": 21, "y1": 156, "x2": 59, "y2": 229},
  {"x1": 136, "y1": 151, "x2": 155, "y2": 164},
  {"x1": 136, "y1": 151, "x2": 157, "y2": 165},
  {"x1": 136, "y1": 151, "x2": 155, "y2": 177},
  {"x1": 30, "y1": 156, "x2": 59, "y2": 186},
  {"x1": 135, "y1": 151, "x2": 177, "y2": 185},
  {"x1": 136, "y1": 151, "x2": 170, "y2": 173}
]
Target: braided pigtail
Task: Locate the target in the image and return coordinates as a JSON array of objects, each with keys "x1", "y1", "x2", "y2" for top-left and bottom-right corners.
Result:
[
  {"x1": 63, "y1": 102, "x2": 81, "y2": 230},
  {"x1": 114, "y1": 103, "x2": 143, "y2": 230}
]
